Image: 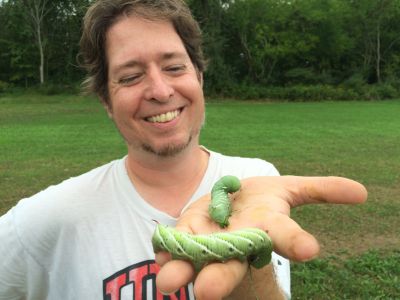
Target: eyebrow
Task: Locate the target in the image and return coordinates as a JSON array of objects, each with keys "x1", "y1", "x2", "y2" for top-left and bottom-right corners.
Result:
[
  {"x1": 162, "y1": 51, "x2": 187, "y2": 61},
  {"x1": 111, "y1": 52, "x2": 188, "y2": 75},
  {"x1": 111, "y1": 60, "x2": 141, "y2": 75}
]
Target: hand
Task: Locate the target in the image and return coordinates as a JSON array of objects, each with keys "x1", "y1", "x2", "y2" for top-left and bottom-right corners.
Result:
[{"x1": 155, "y1": 176, "x2": 367, "y2": 299}]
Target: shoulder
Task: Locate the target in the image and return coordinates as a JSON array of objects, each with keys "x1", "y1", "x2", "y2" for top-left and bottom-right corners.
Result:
[
  {"x1": 16, "y1": 157, "x2": 124, "y2": 212},
  {"x1": 5, "y1": 158, "x2": 126, "y2": 266},
  {"x1": 15, "y1": 157, "x2": 125, "y2": 220}
]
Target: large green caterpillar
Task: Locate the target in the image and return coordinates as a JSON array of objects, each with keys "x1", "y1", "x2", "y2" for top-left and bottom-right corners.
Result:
[
  {"x1": 208, "y1": 175, "x2": 241, "y2": 228},
  {"x1": 152, "y1": 175, "x2": 273, "y2": 271},
  {"x1": 152, "y1": 224, "x2": 272, "y2": 271}
]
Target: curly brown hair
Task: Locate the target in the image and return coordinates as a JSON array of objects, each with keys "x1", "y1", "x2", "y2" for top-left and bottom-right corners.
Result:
[{"x1": 78, "y1": 0, "x2": 206, "y2": 105}]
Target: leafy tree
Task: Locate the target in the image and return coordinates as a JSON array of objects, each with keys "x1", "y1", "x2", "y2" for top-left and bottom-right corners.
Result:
[
  {"x1": 225, "y1": 0, "x2": 320, "y2": 84},
  {"x1": 1, "y1": 0, "x2": 400, "y2": 94},
  {"x1": 22, "y1": 0, "x2": 52, "y2": 84},
  {"x1": 188, "y1": 0, "x2": 235, "y2": 93},
  {"x1": 0, "y1": 0, "x2": 37, "y2": 85},
  {"x1": 347, "y1": 0, "x2": 400, "y2": 83},
  {"x1": 45, "y1": 0, "x2": 91, "y2": 83}
]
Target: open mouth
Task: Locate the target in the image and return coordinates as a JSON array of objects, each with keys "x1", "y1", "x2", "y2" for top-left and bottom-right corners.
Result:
[{"x1": 145, "y1": 108, "x2": 183, "y2": 123}]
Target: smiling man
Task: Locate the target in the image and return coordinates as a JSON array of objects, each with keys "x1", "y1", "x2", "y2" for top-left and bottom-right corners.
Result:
[
  {"x1": 104, "y1": 15, "x2": 211, "y2": 219},
  {"x1": 0, "y1": 1, "x2": 367, "y2": 299}
]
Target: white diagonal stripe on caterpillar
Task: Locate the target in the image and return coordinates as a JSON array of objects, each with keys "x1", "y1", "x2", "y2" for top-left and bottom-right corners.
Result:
[{"x1": 209, "y1": 235, "x2": 245, "y2": 256}]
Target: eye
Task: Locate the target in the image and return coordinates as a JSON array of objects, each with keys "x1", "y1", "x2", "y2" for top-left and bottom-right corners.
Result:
[
  {"x1": 118, "y1": 74, "x2": 143, "y2": 86},
  {"x1": 165, "y1": 64, "x2": 187, "y2": 75}
]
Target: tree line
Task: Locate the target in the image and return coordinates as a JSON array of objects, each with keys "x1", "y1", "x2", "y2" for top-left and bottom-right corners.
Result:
[{"x1": 1, "y1": 0, "x2": 400, "y2": 100}]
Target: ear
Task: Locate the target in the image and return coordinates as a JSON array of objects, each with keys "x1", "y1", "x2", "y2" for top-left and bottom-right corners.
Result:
[
  {"x1": 200, "y1": 72, "x2": 204, "y2": 87},
  {"x1": 198, "y1": 71, "x2": 203, "y2": 87}
]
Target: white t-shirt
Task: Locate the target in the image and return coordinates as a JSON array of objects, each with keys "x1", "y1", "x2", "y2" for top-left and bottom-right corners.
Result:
[{"x1": 0, "y1": 150, "x2": 290, "y2": 299}]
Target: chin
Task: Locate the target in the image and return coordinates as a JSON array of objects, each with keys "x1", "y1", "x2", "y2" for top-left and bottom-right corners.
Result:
[{"x1": 142, "y1": 137, "x2": 193, "y2": 158}]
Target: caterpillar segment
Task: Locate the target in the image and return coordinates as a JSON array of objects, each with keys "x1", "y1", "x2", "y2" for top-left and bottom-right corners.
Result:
[
  {"x1": 208, "y1": 175, "x2": 241, "y2": 228},
  {"x1": 152, "y1": 224, "x2": 273, "y2": 271}
]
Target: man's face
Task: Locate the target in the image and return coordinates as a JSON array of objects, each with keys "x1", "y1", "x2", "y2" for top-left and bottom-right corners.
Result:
[{"x1": 105, "y1": 16, "x2": 205, "y2": 157}]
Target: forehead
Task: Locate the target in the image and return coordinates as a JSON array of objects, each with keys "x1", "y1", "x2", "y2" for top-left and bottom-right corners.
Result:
[{"x1": 106, "y1": 16, "x2": 189, "y2": 69}]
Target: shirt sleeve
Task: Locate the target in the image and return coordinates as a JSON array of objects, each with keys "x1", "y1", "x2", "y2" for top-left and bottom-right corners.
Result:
[{"x1": 0, "y1": 208, "x2": 27, "y2": 299}]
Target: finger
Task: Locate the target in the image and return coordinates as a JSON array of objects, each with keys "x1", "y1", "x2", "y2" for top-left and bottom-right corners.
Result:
[
  {"x1": 289, "y1": 176, "x2": 368, "y2": 207},
  {"x1": 240, "y1": 176, "x2": 367, "y2": 208},
  {"x1": 156, "y1": 259, "x2": 195, "y2": 295},
  {"x1": 193, "y1": 260, "x2": 248, "y2": 300},
  {"x1": 154, "y1": 251, "x2": 171, "y2": 266},
  {"x1": 263, "y1": 212, "x2": 320, "y2": 261}
]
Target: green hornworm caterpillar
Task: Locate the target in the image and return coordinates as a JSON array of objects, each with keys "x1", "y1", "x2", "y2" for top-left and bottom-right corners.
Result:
[
  {"x1": 152, "y1": 224, "x2": 273, "y2": 271},
  {"x1": 208, "y1": 175, "x2": 241, "y2": 228}
]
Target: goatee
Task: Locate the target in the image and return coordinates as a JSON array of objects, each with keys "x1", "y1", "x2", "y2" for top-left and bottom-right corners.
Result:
[{"x1": 141, "y1": 135, "x2": 193, "y2": 157}]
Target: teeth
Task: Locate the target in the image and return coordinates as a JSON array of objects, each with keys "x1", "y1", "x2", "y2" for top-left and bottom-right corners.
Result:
[{"x1": 147, "y1": 110, "x2": 180, "y2": 123}]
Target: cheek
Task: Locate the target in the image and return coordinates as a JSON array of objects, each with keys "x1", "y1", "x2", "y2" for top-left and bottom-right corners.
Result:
[
  {"x1": 110, "y1": 91, "x2": 141, "y2": 118},
  {"x1": 179, "y1": 77, "x2": 204, "y2": 105}
]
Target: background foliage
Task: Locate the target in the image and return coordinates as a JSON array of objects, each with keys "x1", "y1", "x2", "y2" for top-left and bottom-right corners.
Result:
[{"x1": 1, "y1": 0, "x2": 400, "y2": 100}]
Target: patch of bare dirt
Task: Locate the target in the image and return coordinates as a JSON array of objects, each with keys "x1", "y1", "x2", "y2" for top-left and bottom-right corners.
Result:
[{"x1": 317, "y1": 232, "x2": 400, "y2": 259}]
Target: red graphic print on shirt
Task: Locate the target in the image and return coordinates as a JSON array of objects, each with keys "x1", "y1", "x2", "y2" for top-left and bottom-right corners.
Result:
[{"x1": 103, "y1": 260, "x2": 191, "y2": 300}]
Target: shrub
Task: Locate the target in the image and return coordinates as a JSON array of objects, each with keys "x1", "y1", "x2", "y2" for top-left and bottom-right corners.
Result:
[
  {"x1": 372, "y1": 83, "x2": 398, "y2": 100},
  {"x1": 285, "y1": 68, "x2": 317, "y2": 84},
  {"x1": 207, "y1": 82, "x2": 400, "y2": 101},
  {"x1": 342, "y1": 73, "x2": 366, "y2": 89},
  {"x1": 30, "y1": 83, "x2": 81, "y2": 95},
  {"x1": 0, "y1": 81, "x2": 10, "y2": 93}
]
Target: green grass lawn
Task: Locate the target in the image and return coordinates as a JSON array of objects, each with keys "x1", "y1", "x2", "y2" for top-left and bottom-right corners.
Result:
[{"x1": 1, "y1": 93, "x2": 399, "y2": 298}]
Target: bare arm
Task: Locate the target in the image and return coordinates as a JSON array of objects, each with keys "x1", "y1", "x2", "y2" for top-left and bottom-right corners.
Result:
[{"x1": 155, "y1": 176, "x2": 367, "y2": 299}]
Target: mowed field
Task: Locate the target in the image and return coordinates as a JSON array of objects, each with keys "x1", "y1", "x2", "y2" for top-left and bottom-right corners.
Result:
[{"x1": 1, "y1": 94, "x2": 399, "y2": 298}]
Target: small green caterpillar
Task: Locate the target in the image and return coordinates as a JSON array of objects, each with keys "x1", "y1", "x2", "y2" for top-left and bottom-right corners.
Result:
[
  {"x1": 151, "y1": 175, "x2": 273, "y2": 271},
  {"x1": 152, "y1": 224, "x2": 272, "y2": 271},
  {"x1": 208, "y1": 175, "x2": 241, "y2": 228}
]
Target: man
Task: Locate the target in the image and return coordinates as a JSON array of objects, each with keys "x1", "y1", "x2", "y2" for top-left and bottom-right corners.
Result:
[{"x1": 0, "y1": 0, "x2": 367, "y2": 299}]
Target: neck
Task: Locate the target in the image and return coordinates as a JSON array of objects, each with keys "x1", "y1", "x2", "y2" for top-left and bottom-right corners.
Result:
[
  {"x1": 126, "y1": 144, "x2": 208, "y2": 185},
  {"x1": 125, "y1": 143, "x2": 209, "y2": 216}
]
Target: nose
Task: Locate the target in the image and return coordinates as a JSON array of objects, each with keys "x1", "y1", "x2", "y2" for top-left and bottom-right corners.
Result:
[{"x1": 144, "y1": 67, "x2": 174, "y2": 102}]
